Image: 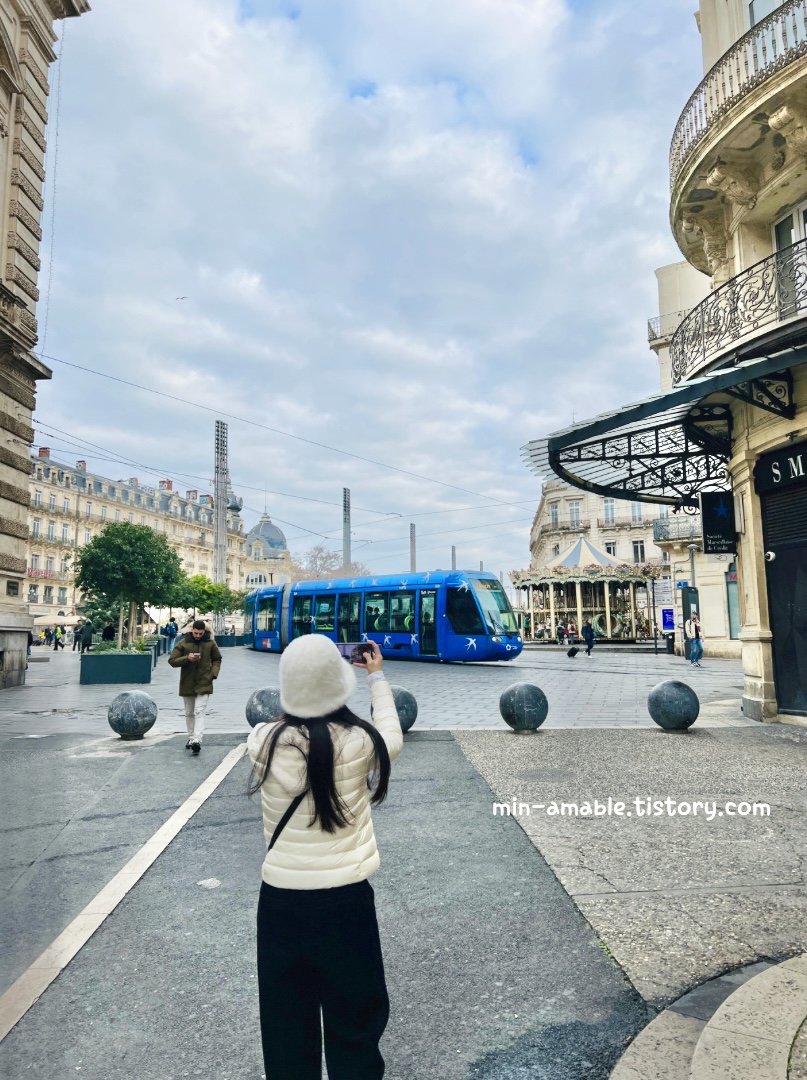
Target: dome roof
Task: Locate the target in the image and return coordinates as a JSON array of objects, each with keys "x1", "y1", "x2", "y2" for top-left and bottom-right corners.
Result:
[{"x1": 247, "y1": 514, "x2": 287, "y2": 551}]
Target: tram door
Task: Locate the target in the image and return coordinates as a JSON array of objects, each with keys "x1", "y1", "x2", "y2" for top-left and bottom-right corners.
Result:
[
  {"x1": 338, "y1": 594, "x2": 361, "y2": 642},
  {"x1": 762, "y1": 484, "x2": 807, "y2": 715},
  {"x1": 419, "y1": 590, "x2": 437, "y2": 655}
]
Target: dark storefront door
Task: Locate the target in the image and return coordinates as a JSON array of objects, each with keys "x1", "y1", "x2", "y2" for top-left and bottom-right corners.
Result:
[{"x1": 756, "y1": 442, "x2": 807, "y2": 716}]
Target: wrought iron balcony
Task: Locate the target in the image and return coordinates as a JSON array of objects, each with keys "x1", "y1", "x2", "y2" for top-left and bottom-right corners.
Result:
[
  {"x1": 653, "y1": 515, "x2": 702, "y2": 543},
  {"x1": 647, "y1": 309, "x2": 690, "y2": 342},
  {"x1": 538, "y1": 519, "x2": 591, "y2": 534},
  {"x1": 670, "y1": 239, "x2": 807, "y2": 383},
  {"x1": 670, "y1": 0, "x2": 807, "y2": 190}
]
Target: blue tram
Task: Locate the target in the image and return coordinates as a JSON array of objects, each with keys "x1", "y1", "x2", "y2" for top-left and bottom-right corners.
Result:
[{"x1": 245, "y1": 570, "x2": 522, "y2": 662}]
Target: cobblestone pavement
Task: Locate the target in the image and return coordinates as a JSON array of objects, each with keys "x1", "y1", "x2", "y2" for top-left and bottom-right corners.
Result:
[{"x1": 3, "y1": 644, "x2": 750, "y2": 739}]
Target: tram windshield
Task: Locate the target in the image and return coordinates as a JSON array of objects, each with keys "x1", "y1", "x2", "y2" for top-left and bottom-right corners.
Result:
[{"x1": 472, "y1": 579, "x2": 518, "y2": 634}]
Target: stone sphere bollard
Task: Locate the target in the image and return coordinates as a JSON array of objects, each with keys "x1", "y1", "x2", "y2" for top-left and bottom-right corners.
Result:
[
  {"x1": 500, "y1": 683, "x2": 549, "y2": 734},
  {"x1": 246, "y1": 687, "x2": 283, "y2": 728},
  {"x1": 647, "y1": 680, "x2": 700, "y2": 731},
  {"x1": 108, "y1": 690, "x2": 158, "y2": 741},
  {"x1": 389, "y1": 684, "x2": 418, "y2": 733}
]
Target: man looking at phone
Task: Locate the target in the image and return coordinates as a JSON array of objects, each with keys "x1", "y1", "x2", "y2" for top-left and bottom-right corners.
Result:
[{"x1": 168, "y1": 620, "x2": 222, "y2": 754}]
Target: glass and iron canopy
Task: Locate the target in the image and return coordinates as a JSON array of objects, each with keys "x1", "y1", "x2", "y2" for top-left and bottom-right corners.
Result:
[{"x1": 522, "y1": 347, "x2": 804, "y2": 508}]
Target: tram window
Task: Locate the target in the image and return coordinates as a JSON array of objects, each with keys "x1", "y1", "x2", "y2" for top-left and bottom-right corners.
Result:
[
  {"x1": 244, "y1": 596, "x2": 255, "y2": 630},
  {"x1": 472, "y1": 579, "x2": 518, "y2": 633},
  {"x1": 256, "y1": 596, "x2": 278, "y2": 632},
  {"x1": 446, "y1": 587, "x2": 485, "y2": 635},
  {"x1": 390, "y1": 591, "x2": 416, "y2": 633},
  {"x1": 313, "y1": 594, "x2": 336, "y2": 633},
  {"x1": 292, "y1": 594, "x2": 313, "y2": 638},
  {"x1": 364, "y1": 592, "x2": 389, "y2": 633},
  {"x1": 338, "y1": 594, "x2": 361, "y2": 642}
]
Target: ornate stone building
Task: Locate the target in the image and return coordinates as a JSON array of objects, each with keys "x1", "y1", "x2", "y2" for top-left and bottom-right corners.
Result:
[
  {"x1": 0, "y1": 0, "x2": 89, "y2": 685},
  {"x1": 524, "y1": 0, "x2": 807, "y2": 718},
  {"x1": 243, "y1": 513, "x2": 293, "y2": 589},
  {"x1": 27, "y1": 449, "x2": 246, "y2": 619}
]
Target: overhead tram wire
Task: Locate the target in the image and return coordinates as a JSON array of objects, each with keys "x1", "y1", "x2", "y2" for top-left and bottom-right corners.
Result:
[
  {"x1": 34, "y1": 420, "x2": 537, "y2": 530},
  {"x1": 41, "y1": 353, "x2": 538, "y2": 511}
]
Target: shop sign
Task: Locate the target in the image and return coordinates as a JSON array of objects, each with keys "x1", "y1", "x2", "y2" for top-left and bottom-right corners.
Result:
[
  {"x1": 754, "y1": 438, "x2": 807, "y2": 495},
  {"x1": 699, "y1": 491, "x2": 736, "y2": 554}
]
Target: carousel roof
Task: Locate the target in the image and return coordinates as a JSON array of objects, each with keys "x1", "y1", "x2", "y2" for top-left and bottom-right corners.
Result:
[{"x1": 545, "y1": 535, "x2": 620, "y2": 570}]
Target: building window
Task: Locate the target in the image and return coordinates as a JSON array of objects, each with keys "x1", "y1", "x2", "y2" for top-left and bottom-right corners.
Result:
[
  {"x1": 28, "y1": 585, "x2": 38, "y2": 602},
  {"x1": 605, "y1": 542, "x2": 617, "y2": 556},
  {"x1": 115, "y1": 510, "x2": 120, "y2": 522},
  {"x1": 62, "y1": 524, "x2": 69, "y2": 543},
  {"x1": 31, "y1": 553, "x2": 39, "y2": 569},
  {"x1": 48, "y1": 493, "x2": 56, "y2": 510},
  {"x1": 47, "y1": 521, "x2": 55, "y2": 541},
  {"x1": 101, "y1": 506, "x2": 107, "y2": 521},
  {"x1": 568, "y1": 501, "x2": 581, "y2": 526},
  {"x1": 128, "y1": 514, "x2": 133, "y2": 524},
  {"x1": 603, "y1": 498, "x2": 615, "y2": 526},
  {"x1": 109, "y1": 486, "x2": 116, "y2": 497},
  {"x1": 43, "y1": 585, "x2": 53, "y2": 603},
  {"x1": 33, "y1": 517, "x2": 41, "y2": 538},
  {"x1": 657, "y1": 504, "x2": 669, "y2": 518},
  {"x1": 6, "y1": 579, "x2": 19, "y2": 596},
  {"x1": 140, "y1": 515, "x2": 146, "y2": 525},
  {"x1": 63, "y1": 497, "x2": 70, "y2": 513},
  {"x1": 549, "y1": 503, "x2": 559, "y2": 527},
  {"x1": 750, "y1": 1, "x2": 786, "y2": 29},
  {"x1": 46, "y1": 556, "x2": 54, "y2": 573},
  {"x1": 34, "y1": 489, "x2": 42, "y2": 507},
  {"x1": 58, "y1": 587, "x2": 68, "y2": 605},
  {"x1": 552, "y1": 544, "x2": 560, "y2": 557},
  {"x1": 631, "y1": 502, "x2": 643, "y2": 524},
  {"x1": 84, "y1": 529, "x2": 91, "y2": 544},
  {"x1": 61, "y1": 558, "x2": 69, "y2": 573},
  {"x1": 86, "y1": 502, "x2": 92, "y2": 516},
  {"x1": 632, "y1": 540, "x2": 645, "y2": 563}
]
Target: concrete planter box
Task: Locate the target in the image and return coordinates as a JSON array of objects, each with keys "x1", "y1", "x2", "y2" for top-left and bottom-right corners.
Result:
[
  {"x1": 216, "y1": 635, "x2": 252, "y2": 648},
  {"x1": 79, "y1": 653, "x2": 153, "y2": 685}
]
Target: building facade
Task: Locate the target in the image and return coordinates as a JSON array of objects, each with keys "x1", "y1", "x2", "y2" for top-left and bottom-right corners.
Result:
[
  {"x1": 27, "y1": 448, "x2": 246, "y2": 618},
  {"x1": 0, "y1": 0, "x2": 89, "y2": 685},
  {"x1": 529, "y1": 477, "x2": 670, "y2": 570},
  {"x1": 524, "y1": 0, "x2": 807, "y2": 718},
  {"x1": 243, "y1": 513, "x2": 293, "y2": 589}
]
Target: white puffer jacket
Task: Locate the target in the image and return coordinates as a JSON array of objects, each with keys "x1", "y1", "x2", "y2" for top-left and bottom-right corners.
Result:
[{"x1": 247, "y1": 678, "x2": 403, "y2": 890}]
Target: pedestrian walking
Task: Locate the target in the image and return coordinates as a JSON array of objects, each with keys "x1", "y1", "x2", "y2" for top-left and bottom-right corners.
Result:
[
  {"x1": 52, "y1": 626, "x2": 65, "y2": 651},
  {"x1": 685, "y1": 610, "x2": 703, "y2": 667},
  {"x1": 101, "y1": 620, "x2": 116, "y2": 642},
  {"x1": 79, "y1": 618, "x2": 94, "y2": 654},
  {"x1": 72, "y1": 622, "x2": 83, "y2": 651},
  {"x1": 556, "y1": 620, "x2": 565, "y2": 645},
  {"x1": 44, "y1": 626, "x2": 53, "y2": 645},
  {"x1": 247, "y1": 636, "x2": 402, "y2": 1080},
  {"x1": 567, "y1": 620, "x2": 577, "y2": 645},
  {"x1": 582, "y1": 617, "x2": 595, "y2": 656},
  {"x1": 168, "y1": 620, "x2": 222, "y2": 754}
]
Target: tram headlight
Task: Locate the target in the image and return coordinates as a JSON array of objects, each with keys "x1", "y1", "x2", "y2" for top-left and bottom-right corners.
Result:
[{"x1": 492, "y1": 636, "x2": 502, "y2": 643}]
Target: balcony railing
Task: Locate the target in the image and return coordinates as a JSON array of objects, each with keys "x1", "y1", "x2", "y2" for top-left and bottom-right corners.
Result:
[
  {"x1": 653, "y1": 515, "x2": 703, "y2": 543},
  {"x1": 597, "y1": 516, "x2": 654, "y2": 529},
  {"x1": 670, "y1": 0, "x2": 807, "y2": 190},
  {"x1": 647, "y1": 309, "x2": 690, "y2": 342},
  {"x1": 670, "y1": 238, "x2": 807, "y2": 383},
  {"x1": 539, "y1": 519, "x2": 591, "y2": 534}
]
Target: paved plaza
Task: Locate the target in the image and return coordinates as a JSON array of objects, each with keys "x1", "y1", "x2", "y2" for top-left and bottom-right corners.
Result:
[{"x1": 0, "y1": 645, "x2": 804, "y2": 1079}]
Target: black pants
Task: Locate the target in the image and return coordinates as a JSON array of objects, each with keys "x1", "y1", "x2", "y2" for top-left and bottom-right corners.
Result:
[{"x1": 257, "y1": 879, "x2": 389, "y2": 1080}]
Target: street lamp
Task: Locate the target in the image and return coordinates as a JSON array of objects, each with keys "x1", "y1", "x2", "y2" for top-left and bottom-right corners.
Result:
[{"x1": 687, "y1": 543, "x2": 699, "y2": 588}]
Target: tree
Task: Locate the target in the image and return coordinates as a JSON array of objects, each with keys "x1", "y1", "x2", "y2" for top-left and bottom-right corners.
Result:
[
  {"x1": 74, "y1": 523, "x2": 185, "y2": 646},
  {"x1": 290, "y1": 544, "x2": 370, "y2": 582}
]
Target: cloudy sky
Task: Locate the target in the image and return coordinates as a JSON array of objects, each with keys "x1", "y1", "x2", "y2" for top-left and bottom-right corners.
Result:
[{"x1": 34, "y1": 0, "x2": 705, "y2": 578}]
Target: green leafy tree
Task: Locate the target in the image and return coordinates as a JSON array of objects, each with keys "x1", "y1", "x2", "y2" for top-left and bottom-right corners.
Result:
[{"x1": 74, "y1": 523, "x2": 184, "y2": 646}]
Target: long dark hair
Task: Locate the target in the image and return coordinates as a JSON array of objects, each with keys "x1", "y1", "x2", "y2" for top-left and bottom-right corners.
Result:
[{"x1": 248, "y1": 706, "x2": 391, "y2": 833}]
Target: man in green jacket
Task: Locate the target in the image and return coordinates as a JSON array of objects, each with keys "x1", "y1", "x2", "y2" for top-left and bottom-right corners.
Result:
[{"x1": 168, "y1": 620, "x2": 222, "y2": 755}]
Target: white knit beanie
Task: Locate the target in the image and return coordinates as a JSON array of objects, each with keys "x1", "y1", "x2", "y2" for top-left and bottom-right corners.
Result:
[{"x1": 279, "y1": 634, "x2": 357, "y2": 719}]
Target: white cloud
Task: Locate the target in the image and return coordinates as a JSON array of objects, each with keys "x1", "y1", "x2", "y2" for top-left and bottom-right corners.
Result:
[{"x1": 36, "y1": 0, "x2": 703, "y2": 576}]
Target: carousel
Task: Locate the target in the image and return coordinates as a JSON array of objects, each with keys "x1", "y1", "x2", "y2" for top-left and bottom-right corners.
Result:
[{"x1": 510, "y1": 535, "x2": 666, "y2": 642}]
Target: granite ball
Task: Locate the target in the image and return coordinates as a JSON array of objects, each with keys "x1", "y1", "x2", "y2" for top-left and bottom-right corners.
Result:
[
  {"x1": 246, "y1": 687, "x2": 283, "y2": 728},
  {"x1": 389, "y1": 684, "x2": 418, "y2": 733},
  {"x1": 648, "y1": 680, "x2": 700, "y2": 731},
  {"x1": 500, "y1": 683, "x2": 549, "y2": 733},
  {"x1": 108, "y1": 690, "x2": 158, "y2": 741}
]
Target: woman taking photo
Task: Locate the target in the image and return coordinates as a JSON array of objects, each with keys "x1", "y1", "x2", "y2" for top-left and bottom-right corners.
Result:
[{"x1": 248, "y1": 636, "x2": 403, "y2": 1080}]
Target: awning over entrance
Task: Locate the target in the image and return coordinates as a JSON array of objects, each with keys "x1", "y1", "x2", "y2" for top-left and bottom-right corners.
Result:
[{"x1": 521, "y1": 348, "x2": 805, "y2": 508}]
